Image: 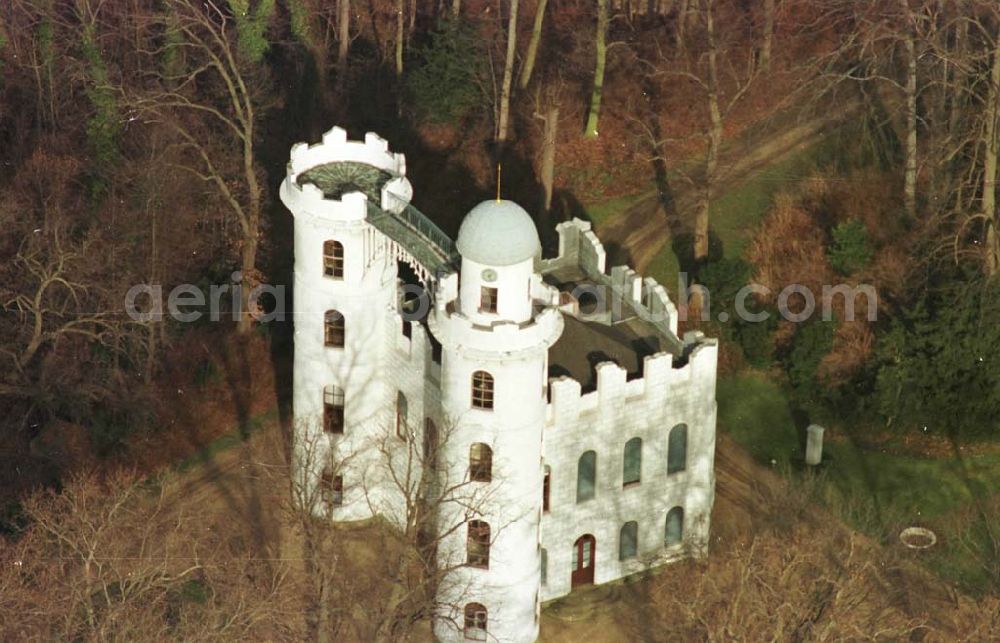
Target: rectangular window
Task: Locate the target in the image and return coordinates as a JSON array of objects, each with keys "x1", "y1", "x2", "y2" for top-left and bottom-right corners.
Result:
[
  {"x1": 480, "y1": 286, "x2": 498, "y2": 313},
  {"x1": 324, "y1": 386, "x2": 345, "y2": 434},
  {"x1": 321, "y1": 470, "x2": 343, "y2": 507}
]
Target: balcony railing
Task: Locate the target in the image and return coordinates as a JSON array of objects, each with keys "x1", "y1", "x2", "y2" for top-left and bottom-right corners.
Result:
[{"x1": 367, "y1": 201, "x2": 458, "y2": 274}]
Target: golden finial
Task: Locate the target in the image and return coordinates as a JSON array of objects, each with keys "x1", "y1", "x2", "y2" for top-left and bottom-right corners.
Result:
[{"x1": 496, "y1": 163, "x2": 502, "y2": 202}]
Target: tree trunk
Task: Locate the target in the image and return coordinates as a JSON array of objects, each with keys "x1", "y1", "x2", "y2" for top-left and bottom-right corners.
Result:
[
  {"x1": 540, "y1": 105, "x2": 558, "y2": 216},
  {"x1": 675, "y1": 0, "x2": 689, "y2": 54},
  {"x1": 761, "y1": 0, "x2": 774, "y2": 72},
  {"x1": 395, "y1": 0, "x2": 404, "y2": 77},
  {"x1": 518, "y1": 0, "x2": 548, "y2": 89},
  {"x1": 497, "y1": 0, "x2": 519, "y2": 143},
  {"x1": 584, "y1": 0, "x2": 609, "y2": 138},
  {"x1": 451, "y1": 0, "x2": 461, "y2": 19},
  {"x1": 697, "y1": 0, "x2": 721, "y2": 267},
  {"x1": 336, "y1": 0, "x2": 350, "y2": 94},
  {"x1": 982, "y1": 31, "x2": 1000, "y2": 277},
  {"x1": 901, "y1": 1, "x2": 917, "y2": 221},
  {"x1": 238, "y1": 231, "x2": 258, "y2": 334}
]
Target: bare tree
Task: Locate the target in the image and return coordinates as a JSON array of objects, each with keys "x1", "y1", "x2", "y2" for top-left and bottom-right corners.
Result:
[
  {"x1": 0, "y1": 470, "x2": 293, "y2": 640},
  {"x1": 760, "y1": 0, "x2": 775, "y2": 72},
  {"x1": 496, "y1": 0, "x2": 519, "y2": 144},
  {"x1": 336, "y1": 0, "x2": 351, "y2": 94},
  {"x1": 645, "y1": 0, "x2": 762, "y2": 268},
  {"x1": 288, "y1": 0, "x2": 337, "y2": 112},
  {"x1": 518, "y1": 0, "x2": 548, "y2": 89},
  {"x1": 130, "y1": 0, "x2": 267, "y2": 334},
  {"x1": 584, "y1": 0, "x2": 609, "y2": 138},
  {"x1": 285, "y1": 408, "x2": 509, "y2": 640}
]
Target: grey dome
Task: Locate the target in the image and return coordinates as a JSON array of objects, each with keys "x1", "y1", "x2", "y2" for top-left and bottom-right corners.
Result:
[{"x1": 456, "y1": 200, "x2": 541, "y2": 266}]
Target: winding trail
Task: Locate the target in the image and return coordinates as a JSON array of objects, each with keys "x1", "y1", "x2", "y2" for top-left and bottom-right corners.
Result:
[{"x1": 596, "y1": 110, "x2": 855, "y2": 273}]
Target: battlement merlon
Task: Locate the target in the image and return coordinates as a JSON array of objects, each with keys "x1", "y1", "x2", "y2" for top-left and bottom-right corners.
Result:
[
  {"x1": 280, "y1": 126, "x2": 414, "y2": 222},
  {"x1": 547, "y1": 334, "x2": 718, "y2": 425},
  {"x1": 540, "y1": 217, "x2": 681, "y2": 342}
]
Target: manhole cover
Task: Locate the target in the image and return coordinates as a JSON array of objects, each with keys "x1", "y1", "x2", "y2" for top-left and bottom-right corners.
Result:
[{"x1": 899, "y1": 526, "x2": 937, "y2": 550}]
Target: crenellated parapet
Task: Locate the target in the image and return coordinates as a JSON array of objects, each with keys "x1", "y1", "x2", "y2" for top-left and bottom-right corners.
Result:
[
  {"x1": 540, "y1": 218, "x2": 680, "y2": 345},
  {"x1": 547, "y1": 332, "x2": 717, "y2": 426},
  {"x1": 281, "y1": 126, "x2": 414, "y2": 222}
]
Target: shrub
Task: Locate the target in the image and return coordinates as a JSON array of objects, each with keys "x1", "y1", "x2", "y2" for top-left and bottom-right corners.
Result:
[
  {"x1": 405, "y1": 20, "x2": 486, "y2": 124},
  {"x1": 874, "y1": 276, "x2": 1000, "y2": 440},
  {"x1": 699, "y1": 258, "x2": 778, "y2": 368},
  {"x1": 828, "y1": 219, "x2": 872, "y2": 275},
  {"x1": 783, "y1": 318, "x2": 836, "y2": 417}
]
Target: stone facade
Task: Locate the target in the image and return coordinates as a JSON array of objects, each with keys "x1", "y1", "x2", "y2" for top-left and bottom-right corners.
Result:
[{"x1": 280, "y1": 127, "x2": 718, "y2": 643}]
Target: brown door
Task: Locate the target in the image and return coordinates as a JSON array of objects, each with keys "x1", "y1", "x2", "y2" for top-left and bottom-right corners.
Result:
[{"x1": 571, "y1": 534, "x2": 596, "y2": 588}]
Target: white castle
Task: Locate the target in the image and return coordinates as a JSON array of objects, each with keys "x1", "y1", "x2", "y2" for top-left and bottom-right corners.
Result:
[{"x1": 280, "y1": 127, "x2": 718, "y2": 642}]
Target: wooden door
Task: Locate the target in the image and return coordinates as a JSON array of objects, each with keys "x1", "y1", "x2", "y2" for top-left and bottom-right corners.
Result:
[{"x1": 571, "y1": 534, "x2": 596, "y2": 588}]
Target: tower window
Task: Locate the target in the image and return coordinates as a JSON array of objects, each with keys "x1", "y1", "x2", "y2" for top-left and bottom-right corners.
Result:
[
  {"x1": 321, "y1": 469, "x2": 343, "y2": 507},
  {"x1": 619, "y1": 521, "x2": 638, "y2": 560},
  {"x1": 395, "y1": 392, "x2": 408, "y2": 440},
  {"x1": 323, "y1": 385, "x2": 344, "y2": 434},
  {"x1": 543, "y1": 465, "x2": 551, "y2": 512},
  {"x1": 577, "y1": 450, "x2": 596, "y2": 503},
  {"x1": 623, "y1": 437, "x2": 642, "y2": 487},
  {"x1": 665, "y1": 506, "x2": 684, "y2": 546},
  {"x1": 471, "y1": 370, "x2": 494, "y2": 410},
  {"x1": 469, "y1": 443, "x2": 493, "y2": 482},
  {"x1": 480, "y1": 286, "x2": 498, "y2": 313},
  {"x1": 323, "y1": 240, "x2": 344, "y2": 278},
  {"x1": 540, "y1": 548, "x2": 548, "y2": 584},
  {"x1": 467, "y1": 520, "x2": 491, "y2": 568},
  {"x1": 668, "y1": 424, "x2": 688, "y2": 475},
  {"x1": 463, "y1": 603, "x2": 488, "y2": 641},
  {"x1": 324, "y1": 310, "x2": 345, "y2": 347}
]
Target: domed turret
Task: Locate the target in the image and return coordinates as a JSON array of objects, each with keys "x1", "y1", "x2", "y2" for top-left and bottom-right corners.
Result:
[
  {"x1": 456, "y1": 200, "x2": 541, "y2": 266},
  {"x1": 456, "y1": 200, "x2": 540, "y2": 325}
]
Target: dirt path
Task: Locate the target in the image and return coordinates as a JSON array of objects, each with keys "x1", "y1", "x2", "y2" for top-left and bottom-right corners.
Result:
[{"x1": 596, "y1": 110, "x2": 855, "y2": 274}]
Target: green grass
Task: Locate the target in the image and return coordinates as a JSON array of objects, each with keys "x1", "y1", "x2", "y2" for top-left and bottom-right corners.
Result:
[
  {"x1": 646, "y1": 133, "x2": 845, "y2": 299},
  {"x1": 718, "y1": 372, "x2": 1000, "y2": 593},
  {"x1": 581, "y1": 190, "x2": 655, "y2": 229}
]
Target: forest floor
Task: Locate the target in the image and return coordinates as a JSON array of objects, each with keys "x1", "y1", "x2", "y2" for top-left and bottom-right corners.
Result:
[{"x1": 158, "y1": 406, "x2": 985, "y2": 641}]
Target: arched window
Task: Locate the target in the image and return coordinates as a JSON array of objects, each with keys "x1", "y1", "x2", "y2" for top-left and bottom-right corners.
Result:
[
  {"x1": 665, "y1": 506, "x2": 684, "y2": 546},
  {"x1": 471, "y1": 370, "x2": 494, "y2": 410},
  {"x1": 623, "y1": 437, "x2": 642, "y2": 487},
  {"x1": 542, "y1": 465, "x2": 551, "y2": 512},
  {"x1": 469, "y1": 443, "x2": 492, "y2": 482},
  {"x1": 395, "y1": 392, "x2": 408, "y2": 440},
  {"x1": 540, "y1": 547, "x2": 548, "y2": 584},
  {"x1": 576, "y1": 451, "x2": 596, "y2": 503},
  {"x1": 467, "y1": 520, "x2": 490, "y2": 568},
  {"x1": 619, "y1": 521, "x2": 638, "y2": 560},
  {"x1": 668, "y1": 424, "x2": 688, "y2": 474},
  {"x1": 463, "y1": 602, "x2": 488, "y2": 641},
  {"x1": 324, "y1": 310, "x2": 344, "y2": 347},
  {"x1": 323, "y1": 240, "x2": 344, "y2": 278},
  {"x1": 323, "y1": 385, "x2": 344, "y2": 434}
]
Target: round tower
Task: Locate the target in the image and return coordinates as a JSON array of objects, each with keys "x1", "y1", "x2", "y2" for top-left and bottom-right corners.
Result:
[
  {"x1": 280, "y1": 127, "x2": 411, "y2": 521},
  {"x1": 429, "y1": 201, "x2": 563, "y2": 642}
]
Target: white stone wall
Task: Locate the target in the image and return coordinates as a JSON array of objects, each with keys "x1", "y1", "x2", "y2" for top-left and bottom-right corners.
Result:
[{"x1": 540, "y1": 338, "x2": 718, "y2": 601}]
